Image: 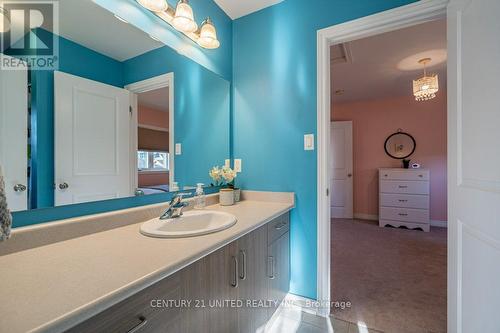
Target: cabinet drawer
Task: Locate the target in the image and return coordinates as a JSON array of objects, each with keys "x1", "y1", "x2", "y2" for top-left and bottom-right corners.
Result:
[
  {"x1": 268, "y1": 213, "x2": 289, "y2": 244},
  {"x1": 380, "y1": 193, "x2": 429, "y2": 209},
  {"x1": 379, "y1": 207, "x2": 429, "y2": 224},
  {"x1": 67, "y1": 273, "x2": 182, "y2": 333},
  {"x1": 379, "y1": 169, "x2": 429, "y2": 181},
  {"x1": 380, "y1": 180, "x2": 429, "y2": 195}
]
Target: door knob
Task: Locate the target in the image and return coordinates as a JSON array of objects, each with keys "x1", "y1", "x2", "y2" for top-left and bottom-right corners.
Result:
[
  {"x1": 348, "y1": 173, "x2": 353, "y2": 178},
  {"x1": 59, "y1": 182, "x2": 69, "y2": 190},
  {"x1": 13, "y1": 184, "x2": 27, "y2": 192}
]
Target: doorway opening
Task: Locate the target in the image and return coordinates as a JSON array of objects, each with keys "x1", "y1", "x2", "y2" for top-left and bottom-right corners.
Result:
[
  {"x1": 126, "y1": 73, "x2": 175, "y2": 196},
  {"x1": 316, "y1": 1, "x2": 449, "y2": 332}
]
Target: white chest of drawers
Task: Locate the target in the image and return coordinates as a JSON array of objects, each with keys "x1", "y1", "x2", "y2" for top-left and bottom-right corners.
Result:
[{"x1": 379, "y1": 168, "x2": 430, "y2": 232}]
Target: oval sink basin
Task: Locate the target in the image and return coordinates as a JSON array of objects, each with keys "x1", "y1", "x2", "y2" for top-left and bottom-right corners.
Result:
[{"x1": 140, "y1": 210, "x2": 237, "y2": 238}]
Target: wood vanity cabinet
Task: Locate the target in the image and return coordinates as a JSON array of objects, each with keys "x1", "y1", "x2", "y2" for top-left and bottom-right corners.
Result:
[{"x1": 66, "y1": 212, "x2": 290, "y2": 333}]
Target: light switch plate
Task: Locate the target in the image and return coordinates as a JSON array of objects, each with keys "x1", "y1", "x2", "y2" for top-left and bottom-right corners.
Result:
[
  {"x1": 225, "y1": 159, "x2": 231, "y2": 168},
  {"x1": 304, "y1": 134, "x2": 315, "y2": 151},
  {"x1": 175, "y1": 143, "x2": 182, "y2": 155},
  {"x1": 234, "y1": 159, "x2": 242, "y2": 173}
]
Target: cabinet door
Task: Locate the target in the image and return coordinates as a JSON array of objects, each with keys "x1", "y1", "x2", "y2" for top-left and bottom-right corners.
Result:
[
  {"x1": 267, "y1": 232, "x2": 290, "y2": 319},
  {"x1": 205, "y1": 242, "x2": 239, "y2": 333},
  {"x1": 179, "y1": 258, "x2": 208, "y2": 333},
  {"x1": 237, "y1": 225, "x2": 269, "y2": 333}
]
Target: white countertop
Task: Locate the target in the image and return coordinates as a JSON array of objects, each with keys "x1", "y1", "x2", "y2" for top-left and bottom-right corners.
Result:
[{"x1": 0, "y1": 198, "x2": 294, "y2": 333}]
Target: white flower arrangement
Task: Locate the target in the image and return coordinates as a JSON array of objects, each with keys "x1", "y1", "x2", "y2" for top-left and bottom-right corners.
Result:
[{"x1": 209, "y1": 165, "x2": 237, "y2": 187}]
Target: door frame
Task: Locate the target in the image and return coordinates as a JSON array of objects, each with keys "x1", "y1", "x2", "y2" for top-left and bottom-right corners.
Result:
[
  {"x1": 330, "y1": 121, "x2": 353, "y2": 219},
  {"x1": 125, "y1": 73, "x2": 175, "y2": 189},
  {"x1": 316, "y1": 0, "x2": 448, "y2": 317}
]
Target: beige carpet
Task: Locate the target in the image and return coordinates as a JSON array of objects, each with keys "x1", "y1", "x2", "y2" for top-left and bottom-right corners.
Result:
[{"x1": 331, "y1": 219, "x2": 447, "y2": 333}]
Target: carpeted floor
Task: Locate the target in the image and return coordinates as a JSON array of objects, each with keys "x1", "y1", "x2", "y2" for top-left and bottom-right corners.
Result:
[{"x1": 331, "y1": 219, "x2": 447, "y2": 333}]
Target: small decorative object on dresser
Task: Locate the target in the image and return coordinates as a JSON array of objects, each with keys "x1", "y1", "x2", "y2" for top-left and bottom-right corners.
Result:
[{"x1": 379, "y1": 168, "x2": 430, "y2": 232}]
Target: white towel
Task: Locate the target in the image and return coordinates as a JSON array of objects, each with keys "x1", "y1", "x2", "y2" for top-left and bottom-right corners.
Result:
[{"x1": 0, "y1": 166, "x2": 12, "y2": 241}]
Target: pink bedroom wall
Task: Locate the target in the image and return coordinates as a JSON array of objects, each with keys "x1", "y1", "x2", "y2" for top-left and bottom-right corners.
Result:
[
  {"x1": 332, "y1": 93, "x2": 448, "y2": 222},
  {"x1": 138, "y1": 105, "x2": 169, "y2": 130}
]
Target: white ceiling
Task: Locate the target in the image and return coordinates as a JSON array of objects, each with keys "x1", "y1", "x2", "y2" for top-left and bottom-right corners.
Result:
[
  {"x1": 57, "y1": 0, "x2": 163, "y2": 61},
  {"x1": 332, "y1": 19, "x2": 447, "y2": 104},
  {"x1": 138, "y1": 87, "x2": 170, "y2": 112},
  {"x1": 214, "y1": 0, "x2": 284, "y2": 19}
]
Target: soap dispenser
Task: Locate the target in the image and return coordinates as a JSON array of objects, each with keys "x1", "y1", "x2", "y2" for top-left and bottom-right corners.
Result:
[{"x1": 194, "y1": 183, "x2": 206, "y2": 209}]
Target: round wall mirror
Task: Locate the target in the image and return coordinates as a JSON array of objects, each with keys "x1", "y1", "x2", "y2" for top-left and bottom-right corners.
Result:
[{"x1": 384, "y1": 130, "x2": 416, "y2": 159}]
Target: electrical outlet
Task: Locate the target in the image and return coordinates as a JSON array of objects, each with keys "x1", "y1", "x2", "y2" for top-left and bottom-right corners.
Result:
[
  {"x1": 175, "y1": 143, "x2": 182, "y2": 155},
  {"x1": 234, "y1": 159, "x2": 242, "y2": 173},
  {"x1": 225, "y1": 159, "x2": 231, "y2": 168}
]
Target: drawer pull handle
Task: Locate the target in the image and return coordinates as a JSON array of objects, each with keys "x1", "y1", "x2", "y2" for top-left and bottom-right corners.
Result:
[
  {"x1": 398, "y1": 213, "x2": 408, "y2": 216},
  {"x1": 398, "y1": 199, "x2": 408, "y2": 202},
  {"x1": 275, "y1": 222, "x2": 287, "y2": 230},
  {"x1": 127, "y1": 316, "x2": 148, "y2": 333},
  {"x1": 239, "y1": 250, "x2": 246, "y2": 280},
  {"x1": 268, "y1": 256, "x2": 275, "y2": 279},
  {"x1": 398, "y1": 185, "x2": 408, "y2": 189},
  {"x1": 231, "y1": 256, "x2": 239, "y2": 288},
  {"x1": 384, "y1": 174, "x2": 388, "y2": 177},
  {"x1": 418, "y1": 174, "x2": 423, "y2": 178}
]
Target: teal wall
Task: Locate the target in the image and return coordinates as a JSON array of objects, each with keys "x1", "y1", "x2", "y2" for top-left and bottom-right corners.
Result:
[{"x1": 231, "y1": 0, "x2": 416, "y2": 299}]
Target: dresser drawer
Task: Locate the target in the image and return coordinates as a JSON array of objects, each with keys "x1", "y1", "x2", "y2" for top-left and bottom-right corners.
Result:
[
  {"x1": 380, "y1": 193, "x2": 429, "y2": 209},
  {"x1": 380, "y1": 180, "x2": 429, "y2": 195},
  {"x1": 379, "y1": 207, "x2": 429, "y2": 224},
  {"x1": 67, "y1": 272, "x2": 182, "y2": 333},
  {"x1": 379, "y1": 169, "x2": 429, "y2": 181},
  {"x1": 268, "y1": 212, "x2": 289, "y2": 244}
]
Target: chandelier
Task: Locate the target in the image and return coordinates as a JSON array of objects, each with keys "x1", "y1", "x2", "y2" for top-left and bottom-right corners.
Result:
[{"x1": 413, "y1": 58, "x2": 439, "y2": 101}]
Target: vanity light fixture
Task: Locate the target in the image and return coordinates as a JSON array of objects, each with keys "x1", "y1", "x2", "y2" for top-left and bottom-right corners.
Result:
[
  {"x1": 0, "y1": 6, "x2": 11, "y2": 33},
  {"x1": 172, "y1": 0, "x2": 198, "y2": 33},
  {"x1": 413, "y1": 58, "x2": 439, "y2": 101},
  {"x1": 137, "y1": 0, "x2": 168, "y2": 13},
  {"x1": 135, "y1": 0, "x2": 220, "y2": 49}
]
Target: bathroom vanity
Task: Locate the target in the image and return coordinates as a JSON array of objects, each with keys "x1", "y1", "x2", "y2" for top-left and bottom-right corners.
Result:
[{"x1": 0, "y1": 192, "x2": 293, "y2": 333}]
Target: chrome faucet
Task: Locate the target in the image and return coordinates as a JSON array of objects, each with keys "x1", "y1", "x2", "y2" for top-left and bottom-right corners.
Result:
[{"x1": 160, "y1": 192, "x2": 190, "y2": 220}]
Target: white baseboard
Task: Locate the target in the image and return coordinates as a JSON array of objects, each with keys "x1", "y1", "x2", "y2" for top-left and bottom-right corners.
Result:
[
  {"x1": 284, "y1": 293, "x2": 319, "y2": 316},
  {"x1": 353, "y1": 213, "x2": 378, "y2": 221},
  {"x1": 431, "y1": 220, "x2": 448, "y2": 228}
]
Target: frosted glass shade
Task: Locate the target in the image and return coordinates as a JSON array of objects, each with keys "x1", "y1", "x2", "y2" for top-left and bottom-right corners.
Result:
[
  {"x1": 413, "y1": 74, "x2": 439, "y2": 101},
  {"x1": 172, "y1": 0, "x2": 198, "y2": 33},
  {"x1": 197, "y1": 18, "x2": 220, "y2": 49},
  {"x1": 137, "y1": 0, "x2": 168, "y2": 12}
]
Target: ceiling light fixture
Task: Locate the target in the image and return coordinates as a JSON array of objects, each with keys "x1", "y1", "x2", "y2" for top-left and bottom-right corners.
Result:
[
  {"x1": 0, "y1": 7, "x2": 11, "y2": 33},
  {"x1": 135, "y1": 0, "x2": 220, "y2": 49},
  {"x1": 413, "y1": 58, "x2": 439, "y2": 101},
  {"x1": 172, "y1": 0, "x2": 198, "y2": 33},
  {"x1": 137, "y1": 0, "x2": 168, "y2": 13}
]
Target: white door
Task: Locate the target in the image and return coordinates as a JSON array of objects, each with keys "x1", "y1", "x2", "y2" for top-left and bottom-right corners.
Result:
[
  {"x1": 330, "y1": 121, "x2": 353, "y2": 218},
  {"x1": 448, "y1": 0, "x2": 500, "y2": 332},
  {"x1": 54, "y1": 71, "x2": 132, "y2": 206},
  {"x1": 0, "y1": 56, "x2": 28, "y2": 211}
]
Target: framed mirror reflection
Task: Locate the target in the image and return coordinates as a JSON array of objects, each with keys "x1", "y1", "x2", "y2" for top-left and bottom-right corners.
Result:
[{"x1": 0, "y1": 0, "x2": 230, "y2": 213}]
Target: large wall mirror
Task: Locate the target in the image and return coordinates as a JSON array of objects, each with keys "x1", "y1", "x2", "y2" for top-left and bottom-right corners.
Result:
[{"x1": 0, "y1": 0, "x2": 230, "y2": 214}]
